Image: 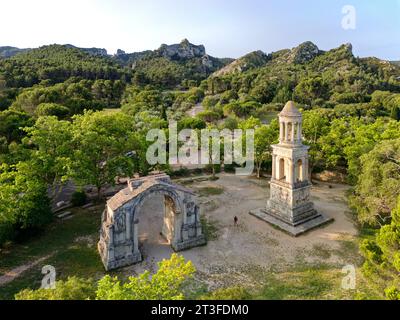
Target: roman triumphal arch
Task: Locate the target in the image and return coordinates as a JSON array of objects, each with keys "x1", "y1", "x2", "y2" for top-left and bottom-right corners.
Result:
[{"x1": 98, "y1": 173, "x2": 206, "y2": 270}]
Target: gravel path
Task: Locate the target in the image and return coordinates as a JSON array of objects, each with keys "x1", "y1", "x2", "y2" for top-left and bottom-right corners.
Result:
[{"x1": 0, "y1": 254, "x2": 53, "y2": 286}]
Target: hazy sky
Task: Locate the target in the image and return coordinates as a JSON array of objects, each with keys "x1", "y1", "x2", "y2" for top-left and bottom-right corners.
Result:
[{"x1": 0, "y1": 0, "x2": 399, "y2": 60}]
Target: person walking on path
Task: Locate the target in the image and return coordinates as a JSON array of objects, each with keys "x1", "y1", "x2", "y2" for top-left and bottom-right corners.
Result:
[{"x1": 234, "y1": 216, "x2": 238, "y2": 226}]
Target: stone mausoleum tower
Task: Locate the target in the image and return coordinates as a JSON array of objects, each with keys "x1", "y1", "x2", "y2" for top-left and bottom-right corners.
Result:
[{"x1": 250, "y1": 101, "x2": 333, "y2": 236}]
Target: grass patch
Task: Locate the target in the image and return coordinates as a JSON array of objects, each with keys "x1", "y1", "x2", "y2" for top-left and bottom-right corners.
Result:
[
  {"x1": 220, "y1": 261, "x2": 385, "y2": 300},
  {"x1": 257, "y1": 270, "x2": 333, "y2": 300},
  {"x1": 200, "y1": 216, "x2": 219, "y2": 241},
  {"x1": 198, "y1": 187, "x2": 224, "y2": 197},
  {"x1": 0, "y1": 205, "x2": 105, "y2": 299}
]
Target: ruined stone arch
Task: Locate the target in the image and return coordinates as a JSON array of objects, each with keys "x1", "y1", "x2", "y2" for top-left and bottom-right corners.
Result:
[{"x1": 98, "y1": 174, "x2": 206, "y2": 271}]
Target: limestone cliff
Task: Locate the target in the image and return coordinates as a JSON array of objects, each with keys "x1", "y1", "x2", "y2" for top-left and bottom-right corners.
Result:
[
  {"x1": 288, "y1": 41, "x2": 321, "y2": 64},
  {"x1": 157, "y1": 39, "x2": 206, "y2": 60},
  {"x1": 212, "y1": 50, "x2": 270, "y2": 77}
]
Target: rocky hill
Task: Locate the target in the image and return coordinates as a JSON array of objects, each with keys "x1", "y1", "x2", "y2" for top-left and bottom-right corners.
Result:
[
  {"x1": 2, "y1": 40, "x2": 398, "y2": 91},
  {"x1": 0, "y1": 46, "x2": 30, "y2": 58},
  {"x1": 0, "y1": 44, "x2": 111, "y2": 59},
  {"x1": 212, "y1": 50, "x2": 270, "y2": 77},
  {"x1": 286, "y1": 41, "x2": 322, "y2": 64},
  {"x1": 214, "y1": 41, "x2": 323, "y2": 78},
  {"x1": 0, "y1": 40, "x2": 230, "y2": 89},
  {"x1": 113, "y1": 39, "x2": 228, "y2": 69},
  {"x1": 64, "y1": 44, "x2": 108, "y2": 57},
  {"x1": 113, "y1": 39, "x2": 231, "y2": 87},
  {"x1": 0, "y1": 44, "x2": 128, "y2": 88},
  {"x1": 204, "y1": 41, "x2": 400, "y2": 108},
  {"x1": 157, "y1": 39, "x2": 205, "y2": 60}
]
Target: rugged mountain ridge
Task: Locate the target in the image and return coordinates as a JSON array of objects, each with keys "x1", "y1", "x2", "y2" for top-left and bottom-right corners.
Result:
[
  {"x1": 212, "y1": 41, "x2": 325, "y2": 77},
  {"x1": 64, "y1": 44, "x2": 108, "y2": 57},
  {"x1": 113, "y1": 39, "x2": 228, "y2": 70},
  {"x1": 1, "y1": 40, "x2": 398, "y2": 90},
  {"x1": 212, "y1": 50, "x2": 270, "y2": 77}
]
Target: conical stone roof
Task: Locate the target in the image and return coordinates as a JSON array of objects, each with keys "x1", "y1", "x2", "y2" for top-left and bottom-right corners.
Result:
[{"x1": 279, "y1": 101, "x2": 301, "y2": 117}]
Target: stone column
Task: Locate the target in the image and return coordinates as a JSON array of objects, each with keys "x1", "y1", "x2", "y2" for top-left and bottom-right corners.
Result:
[
  {"x1": 286, "y1": 159, "x2": 289, "y2": 183},
  {"x1": 279, "y1": 122, "x2": 284, "y2": 142},
  {"x1": 304, "y1": 157, "x2": 309, "y2": 181},
  {"x1": 289, "y1": 160, "x2": 295, "y2": 185},
  {"x1": 298, "y1": 123, "x2": 302, "y2": 141},
  {"x1": 284, "y1": 122, "x2": 288, "y2": 142},
  {"x1": 290, "y1": 122, "x2": 295, "y2": 142},
  {"x1": 271, "y1": 154, "x2": 276, "y2": 179}
]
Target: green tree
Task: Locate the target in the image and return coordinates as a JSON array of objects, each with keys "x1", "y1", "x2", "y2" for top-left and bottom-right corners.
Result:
[
  {"x1": 15, "y1": 277, "x2": 96, "y2": 300},
  {"x1": 302, "y1": 110, "x2": 330, "y2": 179},
  {"x1": 15, "y1": 254, "x2": 195, "y2": 300},
  {"x1": 0, "y1": 163, "x2": 52, "y2": 245},
  {"x1": 391, "y1": 106, "x2": 400, "y2": 121},
  {"x1": 342, "y1": 119, "x2": 400, "y2": 184},
  {"x1": 0, "y1": 110, "x2": 33, "y2": 143},
  {"x1": 349, "y1": 139, "x2": 400, "y2": 226},
  {"x1": 96, "y1": 254, "x2": 195, "y2": 300},
  {"x1": 360, "y1": 196, "x2": 400, "y2": 299},
  {"x1": 35, "y1": 103, "x2": 70, "y2": 118},
  {"x1": 320, "y1": 118, "x2": 400, "y2": 184},
  {"x1": 69, "y1": 111, "x2": 138, "y2": 198},
  {"x1": 293, "y1": 77, "x2": 329, "y2": 106},
  {"x1": 178, "y1": 117, "x2": 206, "y2": 131},
  {"x1": 24, "y1": 116, "x2": 72, "y2": 202},
  {"x1": 253, "y1": 120, "x2": 279, "y2": 178},
  {"x1": 196, "y1": 110, "x2": 221, "y2": 123}
]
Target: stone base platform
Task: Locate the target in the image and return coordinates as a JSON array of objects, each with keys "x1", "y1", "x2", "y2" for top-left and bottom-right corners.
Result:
[
  {"x1": 172, "y1": 235, "x2": 207, "y2": 251},
  {"x1": 99, "y1": 247, "x2": 143, "y2": 271},
  {"x1": 249, "y1": 208, "x2": 333, "y2": 237},
  {"x1": 98, "y1": 234, "x2": 207, "y2": 271}
]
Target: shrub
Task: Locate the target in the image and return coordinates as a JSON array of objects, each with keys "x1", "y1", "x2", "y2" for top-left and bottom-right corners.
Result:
[
  {"x1": 196, "y1": 110, "x2": 221, "y2": 123},
  {"x1": 15, "y1": 277, "x2": 96, "y2": 300},
  {"x1": 35, "y1": 103, "x2": 69, "y2": 118},
  {"x1": 71, "y1": 190, "x2": 87, "y2": 207},
  {"x1": 178, "y1": 117, "x2": 206, "y2": 131},
  {"x1": 0, "y1": 221, "x2": 15, "y2": 247},
  {"x1": 202, "y1": 95, "x2": 219, "y2": 109}
]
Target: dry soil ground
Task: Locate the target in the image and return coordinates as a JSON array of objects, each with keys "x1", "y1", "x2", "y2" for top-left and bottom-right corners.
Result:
[{"x1": 123, "y1": 173, "x2": 358, "y2": 291}]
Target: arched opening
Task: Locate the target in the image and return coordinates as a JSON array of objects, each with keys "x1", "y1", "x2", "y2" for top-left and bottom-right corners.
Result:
[
  {"x1": 278, "y1": 158, "x2": 285, "y2": 181},
  {"x1": 162, "y1": 195, "x2": 176, "y2": 242},
  {"x1": 135, "y1": 193, "x2": 178, "y2": 260},
  {"x1": 297, "y1": 159, "x2": 303, "y2": 182}
]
